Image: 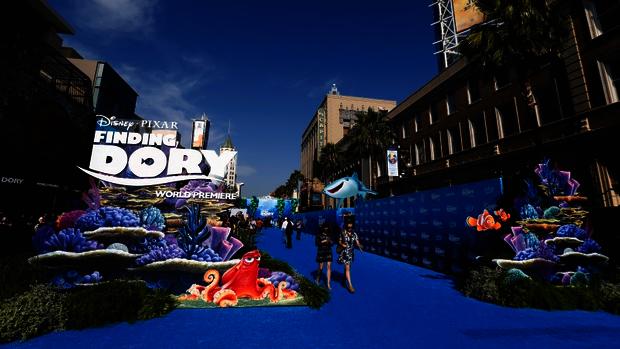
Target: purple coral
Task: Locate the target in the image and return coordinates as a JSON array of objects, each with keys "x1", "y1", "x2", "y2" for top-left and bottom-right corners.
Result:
[
  {"x1": 205, "y1": 226, "x2": 244, "y2": 261},
  {"x1": 503, "y1": 227, "x2": 539, "y2": 253},
  {"x1": 43, "y1": 228, "x2": 102, "y2": 253},
  {"x1": 535, "y1": 159, "x2": 580, "y2": 196},
  {"x1": 174, "y1": 180, "x2": 221, "y2": 208},
  {"x1": 267, "y1": 271, "x2": 299, "y2": 291},
  {"x1": 56, "y1": 210, "x2": 86, "y2": 230}
]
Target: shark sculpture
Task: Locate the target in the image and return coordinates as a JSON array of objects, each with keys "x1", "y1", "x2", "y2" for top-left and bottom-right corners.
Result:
[{"x1": 322, "y1": 173, "x2": 377, "y2": 208}]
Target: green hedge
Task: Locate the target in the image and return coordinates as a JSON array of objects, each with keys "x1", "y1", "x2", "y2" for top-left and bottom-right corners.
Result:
[
  {"x1": 0, "y1": 280, "x2": 177, "y2": 343},
  {"x1": 457, "y1": 267, "x2": 620, "y2": 314}
]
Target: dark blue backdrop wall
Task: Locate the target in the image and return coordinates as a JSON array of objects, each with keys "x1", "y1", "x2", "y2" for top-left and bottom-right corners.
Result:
[{"x1": 295, "y1": 178, "x2": 503, "y2": 274}]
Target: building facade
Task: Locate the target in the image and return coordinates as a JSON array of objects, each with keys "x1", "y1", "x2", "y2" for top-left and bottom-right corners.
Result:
[
  {"x1": 300, "y1": 85, "x2": 396, "y2": 181},
  {"x1": 379, "y1": 0, "x2": 619, "y2": 211},
  {"x1": 67, "y1": 58, "x2": 138, "y2": 119},
  {"x1": 220, "y1": 134, "x2": 237, "y2": 189}
]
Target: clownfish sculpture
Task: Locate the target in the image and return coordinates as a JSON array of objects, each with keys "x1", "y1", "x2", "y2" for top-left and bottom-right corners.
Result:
[
  {"x1": 466, "y1": 209, "x2": 501, "y2": 231},
  {"x1": 494, "y1": 208, "x2": 511, "y2": 222}
]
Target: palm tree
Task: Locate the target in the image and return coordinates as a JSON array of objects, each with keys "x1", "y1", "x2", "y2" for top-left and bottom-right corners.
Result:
[
  {"x1": 347, "y1": 108, "x2": 394, "y2": 189},
  {"x1": 317, "y1": 142, "x2": 342, "y2": 183},
  {"x1": 460, "y1": 0, "x2": 566, "y2": 107}
]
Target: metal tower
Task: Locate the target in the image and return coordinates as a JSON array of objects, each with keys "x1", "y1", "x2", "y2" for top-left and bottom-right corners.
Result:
[{"x1": 431, "y1": 0, "x2": 460, "y2": 69}]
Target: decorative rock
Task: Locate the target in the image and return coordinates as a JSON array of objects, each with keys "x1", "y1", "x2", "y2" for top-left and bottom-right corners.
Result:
[
  {"x1": 107, "y1": 243, "x2": 129, "y2": 253},
  {"x1": 84, "y1": 226, "x2": 165, "y2": 240}
]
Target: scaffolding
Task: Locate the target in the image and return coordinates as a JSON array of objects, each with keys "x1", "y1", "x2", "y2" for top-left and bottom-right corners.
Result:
[{"x1": 431, "y1": 0, "x2": 461, "y2": 69}]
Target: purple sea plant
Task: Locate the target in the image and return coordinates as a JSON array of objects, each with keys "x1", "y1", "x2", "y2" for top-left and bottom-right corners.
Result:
[
  {"x1": 43, "y1": 228, "x2": 102, "y2": 253},
  {"x1": 82, "y1": 178, "x2": 101, "y2": 210},
  {"x1": 535, "y1": 159, "x2": 580, "y2": 196},
  {"x1": 56, "y1": 210, "x2": 86, "y2": 230}
]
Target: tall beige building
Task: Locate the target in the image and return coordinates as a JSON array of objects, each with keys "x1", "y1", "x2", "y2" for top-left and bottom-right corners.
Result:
[{"x1": 300, "y1": 85, "x2": 397, "y2": 180}]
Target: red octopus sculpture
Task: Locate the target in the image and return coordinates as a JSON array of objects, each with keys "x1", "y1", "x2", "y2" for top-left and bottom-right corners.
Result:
[{"x1": 179, "y1": 250, "x2": 297, "y2": 307}]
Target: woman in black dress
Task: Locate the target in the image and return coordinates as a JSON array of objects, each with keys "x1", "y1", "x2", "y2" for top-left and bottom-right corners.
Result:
[
  {"x1": 338, "y1": 222, "x2": 363, "y2": 293},
  {"x1": 315, "y1": 223, "x2": 333, "y2": 289}
]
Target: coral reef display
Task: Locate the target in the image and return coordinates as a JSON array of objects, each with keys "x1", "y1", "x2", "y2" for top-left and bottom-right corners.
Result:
[
  {"x1": 43, "y1": 228, "x2": 102, "y2": 253},
  {"x1": 466, "y1": 159, "x2": 609, "y2": 286},
  {"x1": 140, "y1": 206, "x2": 166, "y2": 231},
  {"x1": 52, "y1": 271, "x2": 102, "y2": 289},
  {"x1": 178, "y1": 250, "x2": 299, "y2": 307},
  {"x1": 468, "y1": 159, "x2": 610, "y2": 286}
]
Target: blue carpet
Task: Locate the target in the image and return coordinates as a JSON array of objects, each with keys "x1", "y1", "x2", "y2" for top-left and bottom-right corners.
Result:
[{"x1": 4, "y1": 227, "x2": 620, "y2": 348}]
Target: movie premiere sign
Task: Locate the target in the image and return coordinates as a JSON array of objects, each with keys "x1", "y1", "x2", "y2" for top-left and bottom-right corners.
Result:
[
  {"x1": 387, "y1": 150, "x2": 398, "y2": 177},
  {"x1": 78, "y1": 115, "x2": 236, "y2": 187}
]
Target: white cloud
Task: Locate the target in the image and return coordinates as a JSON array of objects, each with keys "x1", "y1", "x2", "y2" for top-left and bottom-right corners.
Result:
[
  {"x1": 76, "y1": 0, "x2": 158, "y2": 33},
  {"x1": 116, "y1": 64, "x2": 226, "y2": 148},
  {"x1": 236, "y1": 165, "x2": 257, "y2": 177}
]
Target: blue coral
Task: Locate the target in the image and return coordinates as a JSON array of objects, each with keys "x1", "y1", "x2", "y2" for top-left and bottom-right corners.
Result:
[
  {"x1": 43, "y1": 228, "x2": 102, "y2": 253},
  {"x1": 514, "y1": 243, "x2": 559, "y2": 262},
  {"x1": 135, "y1": 239, "x2": 184, "y2": 266},
  {"x1": 577, "y1": 239, "x2": 602, "y2": 254},
  {"x1": 188, "y1": 248, "x2": 222, "y2": 262},
  {"x1": 176, "y1": 204, "x2": 218, "y2": 259},
  {"x1": 140, "y1": 206, "x2": 165, "y2": 231},
  {"x1": 75, "y1": 210, "x2": 104, "y2": 231},
  {"x1": 520, "y1": 204, "x2": 539, "y2": 220},
  {"x1": 75, "y1": 207, "x2": 139, "y2": 231},
  {"x1": 556, "y1": 224, "x2": 588, "y2": 240},
  {"x1": 52, "y1": 270, "x2": 102, "y2": 289},
  {"x1": 267, "y1": 271, "x2": 299, "y2": 291},
  {"x1": 99, "y1": 206, "x2": 139, "y2": 227},
  {"x1": 32, "y1": 224, "x2": 56, "y2": 254}
]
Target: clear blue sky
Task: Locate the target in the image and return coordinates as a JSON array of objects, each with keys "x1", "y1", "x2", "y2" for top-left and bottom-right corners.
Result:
[{"x1": 50, "y1": 0, "x2": 438, "y2": 196}]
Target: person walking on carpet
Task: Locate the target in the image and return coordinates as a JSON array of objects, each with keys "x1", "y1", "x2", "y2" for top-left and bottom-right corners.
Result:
[
  {"x1": 283, "y1": 217, "x2": 294, "y2": 248},
  {"x1": 337, "y1": 222, "x2": 363, "y2": 293},
  {"x1": 314, "y1": 223, "x2": 333, "y2": 290}
]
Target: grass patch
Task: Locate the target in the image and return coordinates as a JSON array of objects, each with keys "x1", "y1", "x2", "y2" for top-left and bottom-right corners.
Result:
[
  {"x1": 0, "y1": 280, "x2": 177, "y2": 343},
  {"x1": 456, "y1": 267, "x2": 620, "y2": 314}
]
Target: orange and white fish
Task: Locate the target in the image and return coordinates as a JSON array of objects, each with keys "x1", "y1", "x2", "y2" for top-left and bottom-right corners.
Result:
[
  {"x1": 466, "y1": 209, "x2": 501, "y2": 231},
  {"x1": 494, "y1": 208, "x2": 510, "y2": 222}
]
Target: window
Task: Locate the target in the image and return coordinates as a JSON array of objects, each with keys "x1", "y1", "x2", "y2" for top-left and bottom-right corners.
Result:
[
  {"x1": 584, "y1": 0, "x2": 620, "y2": 37},
  {"x1": 598, "y1": 60, "x2": 619, "y2": 104},
  {"x1": 468, "y1": 113, "x2": 487, "y2": 147},
  {"x1": 467, "y1": 80, "x2": 481, "y2": 104},
  {"x1": 494, "y1": 70, "x2": 511, "y2": 90},
  {"x1": 414, "y1": 144, "x2": 421, "y2": 165},
  {"x1": 414, "y1": 114, "x2": 420, "y2": 133},
  {"x1": 401, "y1": 123, "x2": 407, "y2": 139},
  {"x1": 533, "y1": 79, "x2": 563, "y2": 125},
  {"x1": 448, "y1": 126, "x2": 462, "y2": 153},
  {"x1": 416, "y1": 141, "x2": 426, "y2": 164},
  {"x1": 495, "y1": 103, "x2": 519, "y2": 138},
  {"x1": 429, "y1": 104, "x2": 438, "y2": 124},
  {"x1": 584, "y1": 1, "x2": 603, "y2": 38},
  {"x1": 428, "y1": 138, "x2": 436, "y2": 161},
  {"x1": 446, "y1": 93, "x2": 456, "y2": 115},
  {"x1": 446, "y1": 129, "x2": 454, "y2": 155}
]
